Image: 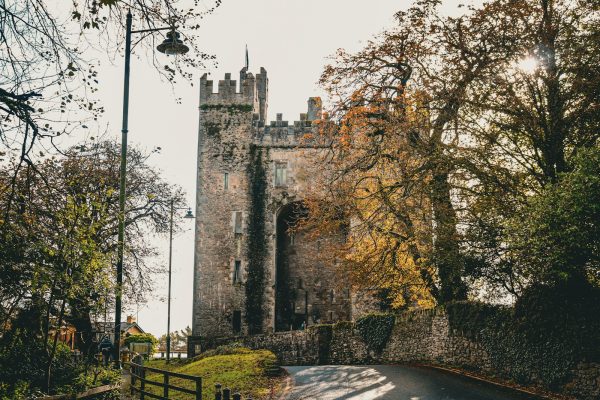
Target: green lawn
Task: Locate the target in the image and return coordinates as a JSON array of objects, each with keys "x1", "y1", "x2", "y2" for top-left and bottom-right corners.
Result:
[{"x1": 140, "y1": 347, "x2": 284, "y2": 400}]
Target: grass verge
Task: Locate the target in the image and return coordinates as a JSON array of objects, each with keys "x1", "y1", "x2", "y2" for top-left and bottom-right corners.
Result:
[{"x1": 142, "y1": 347, "x2": 284, "y2": 400}]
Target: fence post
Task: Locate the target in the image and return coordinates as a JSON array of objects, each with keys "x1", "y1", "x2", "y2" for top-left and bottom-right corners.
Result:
[
  {"x1": 223, "y1": 388, "x2": 231, "y2": 400},
  {"x1": 140, "y1": 368, "x2": 145, "y2": 400},
  {"x1": 130, "y1": 364, "x2": 136, "y2": 396},
  {"x1": 215, "y1": 383, "x2": 222, "y2": 400},
  {"x1": 233, "y1": 393, "x2": 241, "y2": 400},
  {"x1": 195, "y1": 376, "x2": 202, "y2": 400},
  {"x1": 163, "y1": 371, "x2": 169, "y2": 399}
]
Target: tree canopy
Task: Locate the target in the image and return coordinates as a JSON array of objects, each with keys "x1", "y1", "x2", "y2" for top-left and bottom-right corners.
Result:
[
  {"x1": 304, "y1": 0, "x2": 600, "y2": 307},
  {"x1": 0, "y1": 141, "x2": 186, "y2": 394},
  {"x1": 0, "y1": 0, "x2": 220, "y2": 171}
]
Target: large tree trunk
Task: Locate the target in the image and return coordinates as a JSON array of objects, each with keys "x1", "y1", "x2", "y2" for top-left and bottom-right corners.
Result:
[
  {"x1": 68, "y1": 298, "x2": 95, "y2": 360},
  {"x1": 45, "y1": 297, "x2": 66, "y2": 393},
  {"x1": 430, "y1": 168, "x2": 467, "y2": 303},
  {"x1": 539, "y1": 0, "x2": 567, "y2": 183}
]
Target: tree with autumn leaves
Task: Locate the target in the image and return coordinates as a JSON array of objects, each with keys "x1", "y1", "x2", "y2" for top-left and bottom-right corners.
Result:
[{"x1": 304, "y1": 0, "x2": 600, "y2": 308}]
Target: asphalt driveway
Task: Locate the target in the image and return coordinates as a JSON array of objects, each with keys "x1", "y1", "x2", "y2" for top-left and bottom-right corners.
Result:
[{"x1": 285, "y1": 365, "x2": 541, "y2": 400}]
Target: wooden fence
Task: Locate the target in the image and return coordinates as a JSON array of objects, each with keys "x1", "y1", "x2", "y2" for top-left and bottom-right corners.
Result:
[
  {"x1": 129, "y1": 361, "x2": 201, "y2": 399},
  {"x1": 38, "y1": 384, "x2": 119, "y2": 400},
  {"x1": 128, "y1": 361, "x2": 255, "y2": 400}
]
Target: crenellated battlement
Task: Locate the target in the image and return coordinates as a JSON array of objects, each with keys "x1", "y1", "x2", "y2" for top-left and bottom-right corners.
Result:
[
  {"x1": 199, "y1": 67, "x2": 268, "y2": 121},
  {"x1": 252, "y1": 98, "x2": 326, "y2": 147}
]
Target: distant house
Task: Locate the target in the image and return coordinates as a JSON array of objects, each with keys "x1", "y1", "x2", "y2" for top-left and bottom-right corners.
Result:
[
  {"x1": 53, "y1": 324, "x2": 78, "y2": 351},
  {"x1": 93, "y1": 315, "x2": 145, "y2": 348},
  {"x1": 50, "y1": 315, "x2": 145, "y2": 353}
]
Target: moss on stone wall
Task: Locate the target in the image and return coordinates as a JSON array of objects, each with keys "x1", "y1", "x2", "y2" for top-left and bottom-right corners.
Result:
[
  {"x1": 355, "y1": 313, "x2": 395, "y2": 353},
  {"x1": 245, "y1": 145, "x2": 268, "y2": 334},
  {"x1": 446, "y1": 283, "x2": 600, "y2": 390},
  {"x1": 204, "y1": 122, "x2": 221, "y2": 137},
  {"x1": 308, "y1": 324, "x2": 333, "y2": 364},
  {"x1": 200, "y1": 104, "x2": 253, "y2": 113}
]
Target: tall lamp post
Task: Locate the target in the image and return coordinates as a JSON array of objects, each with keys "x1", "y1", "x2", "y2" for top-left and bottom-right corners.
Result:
[
  {"x1": 114, "y1": 11, "x2": 189, "y2": 368},
  {"x1": 166, "y1": 201, "x2": 195, "y2": 363}
]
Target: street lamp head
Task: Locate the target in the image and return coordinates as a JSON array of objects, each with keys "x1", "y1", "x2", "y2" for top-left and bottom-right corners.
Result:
[
  {"x1": 157, "y1": 30, "x2": 189, "y2": 55},
  {"x1": 184, "y1": 208, "x2": 195, "y2": 219}
]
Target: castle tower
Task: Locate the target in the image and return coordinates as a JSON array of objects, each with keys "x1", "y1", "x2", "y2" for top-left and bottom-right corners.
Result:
[
  {"x1": 192, "y1": 69, "x2": 262, "y2": 338},
  {"x1": 190, "y1": 67, "x2": 351, "y2": 353}
]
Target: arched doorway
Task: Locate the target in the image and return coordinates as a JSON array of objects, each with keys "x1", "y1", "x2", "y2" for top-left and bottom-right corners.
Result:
[
  {"x1": 274, "y1": 201, "x2": 352, "y2": 332},
  {"x1": 275, "y1": 202, "x2": 308, "y2": 332}
]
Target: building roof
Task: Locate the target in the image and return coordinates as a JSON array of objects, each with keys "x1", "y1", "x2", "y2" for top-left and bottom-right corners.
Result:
[{"x1": 92, "y1": 321, "x2": 145, "y2": 334}]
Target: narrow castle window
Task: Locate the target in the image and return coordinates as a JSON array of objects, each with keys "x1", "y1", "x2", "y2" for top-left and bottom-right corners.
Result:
[
  {"x1": 234, "y1": 211, "x2": 243, "y2": 234},
  {"x1": 224, "y1": 173, "x2": 229, "y2": 190},
  {"x1": 289, "y1": 232, "x2": 295, "y2": 245},
  {"x1": 233, "y1": 260, "x2": 242, "y2": 284},
  {"x1": 275, "y1": 162, "x2": 287, "y2": 187}
]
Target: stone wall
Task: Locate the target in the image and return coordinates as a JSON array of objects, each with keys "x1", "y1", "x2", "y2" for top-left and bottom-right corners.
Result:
[
  {"x1": 188, "y1": 330, "x2": 319, "y2": 365},
  {"x1": 188, "y1": 308, "x2": 600, "y2": 400}
]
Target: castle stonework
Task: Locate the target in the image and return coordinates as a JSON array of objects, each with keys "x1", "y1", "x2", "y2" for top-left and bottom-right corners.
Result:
[{"x1": 190, "y1": 67, "x2": 352, "y2": 343}]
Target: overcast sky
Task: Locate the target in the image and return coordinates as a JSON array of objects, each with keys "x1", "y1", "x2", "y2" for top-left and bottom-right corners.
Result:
[{"x1": 89, "y1": 0, "x2": 481, "y2": 338}]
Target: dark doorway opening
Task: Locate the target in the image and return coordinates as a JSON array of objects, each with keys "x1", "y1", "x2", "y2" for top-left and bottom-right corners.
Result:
[
  {"x1": 275, "y1": 202, "x2": 308, "y2": 332},
  {"x1": 232, "y1": 310, "x2": 242, "y2": 334}
]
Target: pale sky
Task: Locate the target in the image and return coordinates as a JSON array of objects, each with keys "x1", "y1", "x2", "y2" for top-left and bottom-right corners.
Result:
[{"x1": 89, "y1": 0, "x2": 480, "y2": 338}]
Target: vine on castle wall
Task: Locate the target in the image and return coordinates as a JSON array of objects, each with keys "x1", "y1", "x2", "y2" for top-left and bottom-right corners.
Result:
[
  {"x1": 245, "y1": 145, "x2": 268, "y2": 334},
  {"x1": 355, "y1": 313, "x2": 395, "y2": 353},
  {"x1": 200, "y1": 104, "x2": 253, "y2": 113},
  {"x1": 446, "y1": 282, "x2": 600, "y2": 389}
]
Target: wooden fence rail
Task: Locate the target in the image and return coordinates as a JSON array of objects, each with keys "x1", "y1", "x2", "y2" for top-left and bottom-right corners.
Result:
[
  {"x1": 128, "y1": 362, "x2": 255, "y2": 400},
  {"x1": 128, "y1": 361, "x2": 201, "y2": 400},
  {"x1": 38, "y1": 384, "x2": 119, "y2": 400}
]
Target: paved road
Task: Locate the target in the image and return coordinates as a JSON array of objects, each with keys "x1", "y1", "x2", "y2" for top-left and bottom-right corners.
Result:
[{"x1": 285, "y1": 365, "x2": 541, "y2": 400}]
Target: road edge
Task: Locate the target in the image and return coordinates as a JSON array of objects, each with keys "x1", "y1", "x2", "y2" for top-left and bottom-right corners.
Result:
[
  {"x1": 414, "y1": 363, "x2": 567, "y2": 400},
  {"x1": 277, "y1": 371, "x2": 294, "y2": 400}
]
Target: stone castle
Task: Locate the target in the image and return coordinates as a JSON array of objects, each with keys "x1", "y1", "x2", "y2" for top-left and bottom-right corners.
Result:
[{"x1": 188, "y1": 65, "x2": 354, "y2": 345}]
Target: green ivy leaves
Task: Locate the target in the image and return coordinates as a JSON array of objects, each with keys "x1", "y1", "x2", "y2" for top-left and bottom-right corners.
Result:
[{"x1": 355, "y1": 313, "x2": 395, "y2": 353}]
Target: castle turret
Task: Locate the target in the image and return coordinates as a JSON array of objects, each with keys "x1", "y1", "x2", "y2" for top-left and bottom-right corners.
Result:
[
  {"x1": 256, "y1": 68, "x2": 268, "y2": 122},
  {"x1": 307, "y1": 97, "x2": 322, "y2": 121}
]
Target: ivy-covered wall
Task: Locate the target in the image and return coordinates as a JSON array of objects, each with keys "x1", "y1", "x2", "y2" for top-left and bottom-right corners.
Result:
[
  {"x1": 193, "y1": 304, "x2": 600, "y2": 400},
  {"x1": 245, "y1": 145, "x2": 268, "y2": 334}
]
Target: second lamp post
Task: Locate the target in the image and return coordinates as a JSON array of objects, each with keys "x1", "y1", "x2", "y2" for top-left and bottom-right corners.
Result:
[{"x1": 166, "y1": 200, "x2": 195, "y2": 363}]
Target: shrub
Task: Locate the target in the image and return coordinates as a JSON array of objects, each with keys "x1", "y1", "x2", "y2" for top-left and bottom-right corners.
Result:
[
  {"x1": 193, "y1": 343, "x2": 253, "y2": 361},
  {"x1": 447, "y1": 283, "x2": 600, "y2": 390},
  {"x1": 333, "y1": 321, "x2": 354, "y2": 331},
  {"x1": 446, "y1": 301, "x2": 507, "y2": 340},
  {"x1": 124, "y1": 333, "x2": 158, "y2": 355},
  {"x1": 0, "y1": 331, "x2": 80, "y2": 397},
  {"x1": 69, "y1": 366, "x2": 121, "y2": 393},
  {"x1": 510, "y1": 281, "x2": 600, "y2": 387},
  {"x1": 355, "y1": 313, "x2": 395, "y2": 353}
]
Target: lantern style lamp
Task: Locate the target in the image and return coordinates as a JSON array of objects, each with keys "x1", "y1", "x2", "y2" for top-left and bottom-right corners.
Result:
[{"x1": 157, "y1": 30, "x2": 190, "y2": 55}]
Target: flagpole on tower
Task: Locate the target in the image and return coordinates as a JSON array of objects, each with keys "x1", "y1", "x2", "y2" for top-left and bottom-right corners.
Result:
[{"x1": 245, "y1": 44, "x2": 249, "y2": 70}]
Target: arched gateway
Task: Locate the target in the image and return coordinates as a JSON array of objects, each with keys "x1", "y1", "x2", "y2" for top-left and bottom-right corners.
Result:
[{"x1": 275, "y1": 202, "x2": 351, "y2": 332}]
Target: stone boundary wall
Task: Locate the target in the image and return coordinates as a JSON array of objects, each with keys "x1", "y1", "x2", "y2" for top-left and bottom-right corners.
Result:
[{"x1": 188, "y1": 308, "x2": 599, "y2": 399}]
